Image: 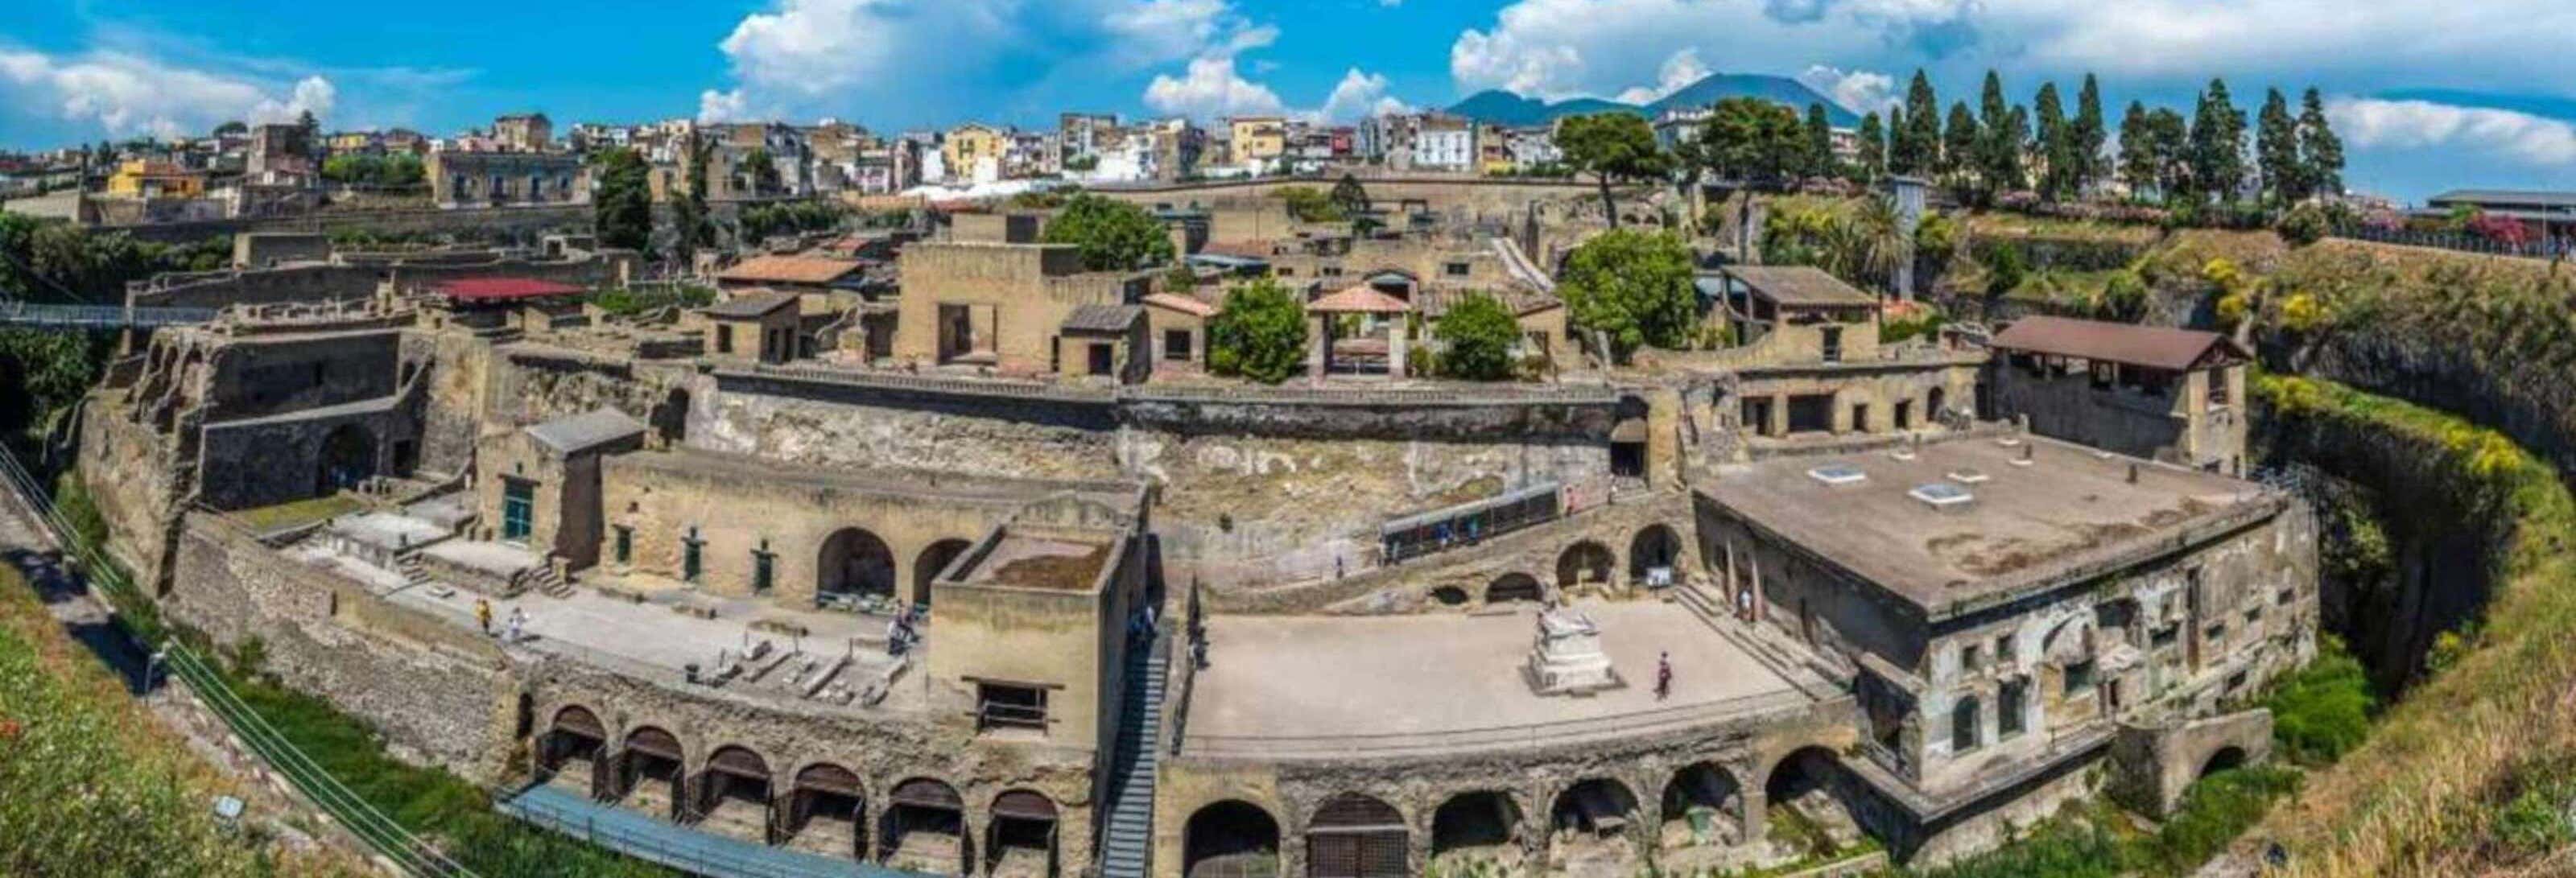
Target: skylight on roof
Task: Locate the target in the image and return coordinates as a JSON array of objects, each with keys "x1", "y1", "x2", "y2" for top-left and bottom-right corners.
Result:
[
  {"x1": 1910, "y1": 482, "x2": 1975, "y2": 508},
  {"x1": 1808, "y1": 464, "x2": 1868, "y2": 485},
  {"x1": 1948, "y1": 468, "x2": 1992, "y2": 484}
]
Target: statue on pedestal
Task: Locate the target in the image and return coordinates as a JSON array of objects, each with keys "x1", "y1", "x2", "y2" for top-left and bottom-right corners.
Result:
[{"x1": 1525, "y1": 608, "x2": 1622, "y2": 695}]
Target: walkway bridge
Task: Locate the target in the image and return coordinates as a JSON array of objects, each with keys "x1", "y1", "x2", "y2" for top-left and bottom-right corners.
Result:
[
  {"x1": 500, "y1": 783, "x2": 934, "y2": 878},
  {"x1": 0, "y1": 301, "x2": 219, "y2": 330}
]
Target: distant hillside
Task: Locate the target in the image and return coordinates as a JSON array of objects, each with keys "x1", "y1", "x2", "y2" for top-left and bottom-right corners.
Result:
[{"x1": 1447, "y1": 73, "x2": 1860, "y2": 128}]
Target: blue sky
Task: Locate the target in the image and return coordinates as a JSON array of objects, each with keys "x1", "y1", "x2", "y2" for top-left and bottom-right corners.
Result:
[{"x1": 6, "y1": 0, "x2": 2576, "y2": 201}]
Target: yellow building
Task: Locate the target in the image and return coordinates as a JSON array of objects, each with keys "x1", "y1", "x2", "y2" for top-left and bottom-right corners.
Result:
[
  {"x1": 1228, "y1": 116, "x2": 1286, "y2": 163},
  {"x1": 104, "y1": 160, "x2": 206, "y2": 199},
  {"x1": 943, "y1": 123, "x2": 1008, "y2": 182}
]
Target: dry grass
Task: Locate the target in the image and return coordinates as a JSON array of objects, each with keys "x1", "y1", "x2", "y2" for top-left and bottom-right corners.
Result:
[
  {"x1": 231, "y1": 494, "x2": 365, "y2": 534},
  {"x1": 2252, "y1": 376, "x2": 2576, "y2": 877}
]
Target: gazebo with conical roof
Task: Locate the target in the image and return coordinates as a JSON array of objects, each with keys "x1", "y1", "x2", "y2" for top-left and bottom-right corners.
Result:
[{"x1": 1304, "y1": 285, "x2": 1415, "y2": 379}]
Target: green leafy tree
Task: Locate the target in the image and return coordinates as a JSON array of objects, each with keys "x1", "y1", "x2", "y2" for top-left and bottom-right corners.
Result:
[
  {"x1": 2032, "y1": 81, "x2": 2071, "y2": 200},
  {"x1": 1433, "y1": 292, "x2": 1523, "y2": 381},
  {"x1": 1942, "y1": 101, "x2": 1980, "y2": 197},
  {"x1": 1556, "y1": 229, "x2": 1697, "y2": 362},
  {"x1": 1984, "y1": 241, "x2": 2026, "y2": 296},
  {"x1": 1274, "y1": 186, "x2": 1342, "y2": 222},
  {"x1": 1896, "y1": 69, "x2": 1942, "y2": 175},
  {"x1": 741, "y1": 147, "x2": 783, "y2": 196},
  {"x1": 1556, "y1": 112, "x2": 1668, "y2": 229},
  {"x1": 213, "y1": 120, "x2": 247, "y2": 137},
  {"x1": 1328, "y1": 173, "x2": 1371, "y2": 218},
  {"x1": 589, "y1": 147, "x2": 653, "y2": 253},
  {"x1": 1802, "y1": 103, "x2": 1836, "y2": 179},
  {"x1": 2297, "y1": 88, "x2": 2345, "y2": 200},
  {"x1": 2256, "y1": 88, "x2": 2301, "y2": 207},
  {"x1": 1204, "y1": 277, "x2": 1308, "y2": 384},
  {"x1": 1976, "y1": 70, "x2": 2025, "y2": 197},
  {"x1": 2149, "y1": 108, "x2": 2191, "y2": 201},
  {"x1": 2188, "y1": 78, "x2": 2247, "y2": 204},
  {"x1": 2118, "y1": 101, "x2": 2157, "y2": 200},
  {"x1": 1041, "y1": 193, "x2": 1174, "y2": 270},
  {"x1": 1694, "y1": 97, "x2": 1806, "y2": 188},
  {"x1": 1853, "y1": 112, "x2": 1887, "y2": 183},
  {"x1": 2071, "y1": 74, "x2": 2107, "y2": 193}
]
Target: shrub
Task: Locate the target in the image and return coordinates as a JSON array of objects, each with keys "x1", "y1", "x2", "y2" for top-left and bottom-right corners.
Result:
[
  {"x1": 2276, "y1": 203, "x2": 2330, "y2": 247},
  {"x1": 2095, "y1": 269, "x2": 2149, "y2": 322},
  {"x1": 1040, "y1": 193, "x2": 1174, "y2": 270},
  {"x1": 1432, "y1": 292, "x2": 1522, "y2": 381},
  {"x1": 2264, "y1": 634, "x2": 2377, "y2": 765},
  {"x1": 1556, "y1": 229, "x2": 1698, "y2": 363},
  {"x1": 1984, "y1": 243, "x2": 2027, "y2": 296},
  {"x1": 1205, "y1": 278, "x2": 1307, "y2": 384}
]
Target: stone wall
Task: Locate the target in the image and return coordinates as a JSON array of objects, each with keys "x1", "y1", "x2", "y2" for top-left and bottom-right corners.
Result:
[
  {"x1": 164, "y1": 513, "x2": 518, "y2": 780},
  {"x1": 2106, "y1": 709, "x2": 2273, "y2": 818}
]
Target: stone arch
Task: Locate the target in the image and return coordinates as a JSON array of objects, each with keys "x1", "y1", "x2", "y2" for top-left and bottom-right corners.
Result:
[
  {"x1": 693, "y1": 745, "x2": 774, "y2": 839},
  {"x1": 1555, "y1": 541, "x2": 1615, "y2": 589},
  {"x1": 1549, "y1": 777, "x2": 1639, "y2": 839},
  {"x1": 1658, "y1": 761, "x2": 1745, "y2": 849},
  {"x1": 1430, "y1": 790, "x2": 1522, "y2": 864},
  {"x1": 818, "y1": 527, "x2": 898, "y2": 601},
  {"x1": 1485, "y1": 572, "x2": 1543, "y2": 604},
  {"x1": 1307, "y1": 793, "x2": 1406, "y2": 878},
  {"x1": 881, "y1": 777, "x2": 970, "y2": 874},
  {"x1": 1185, "y1": 800, "x2": 1282, "y2": 878},
  {"x1": 988, "y1": 789, "x2": 1060, "y2": 878},
  {"x1": 913, "y1": 538, "x2": 975, "y2": 608},
  {"x1": 1628, "y1": 525, "x2": 1681, "y2": 584},
  {"x1": 316, "y1": 422, "x2": 377, "y2": 496},
  {"x1": 1429, "y1": 586, "x2": 1470, "y2": 607},
  {"x1": 1762, "y1": 747, "x2": 1869, "y2": 861},
  {"x1": 618, "y1": 725, "x2": 687, "y2": 821},
  {"x1": 2200, "y1": 745, "x2": 2248, "y2": 778},
  {"x1": 538, "y1": 705, "x2": 607, "y2": 794},
  {"x1": 786, "y1": 762, "x2": 867, "y2": 859}
]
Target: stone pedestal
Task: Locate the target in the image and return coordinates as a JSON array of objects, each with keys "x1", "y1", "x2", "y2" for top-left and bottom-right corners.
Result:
[{"x1": 1526, "y1": 608, "x2": 1620, "y2": 695}]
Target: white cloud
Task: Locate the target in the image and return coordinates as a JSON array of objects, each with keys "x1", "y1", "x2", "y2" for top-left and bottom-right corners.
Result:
[
  {"x1": 696, "y1": 88, "x2": 753, "y2": 123},
  {"x1": 0, "y1": 47, "x2": 334, "y2": 138},
  {"x1": 1798, "y1": 65, "x2": 1897, "y2": 114},
  {"x1": 1316, "y1": 68, "x2": 1410, "y2": 123},
  {"x1": 711, "y1": 0, "x2": 1270, "y2": 125},
  {"x1": 1449, "y1": 0, "x2": 2576, "y2": 106},
  {"x1": 1143, "y1": 55, "x2": 1286, "y2": 119},
  {"x1": 2329, "y1": 97, "x2": 2576, "y2": 167},
  {"x1": 1612, "y1": 48, "x2": 1711, "y2": 105}
]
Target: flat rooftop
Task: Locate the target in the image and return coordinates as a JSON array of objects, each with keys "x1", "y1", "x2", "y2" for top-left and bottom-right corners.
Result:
[
  {"x1": 1700, "y1": 435, "x2": 2278, "y2": 616},
  {"x1": 613, "y1": 447, "x2": 1141, "y2": 509},
  {"x1": 956, "y1": 534, "x2": 1113, "y2": 592},
  {"x1": 1183, "y1": 600, "x2": 1808, "y2": 758}
]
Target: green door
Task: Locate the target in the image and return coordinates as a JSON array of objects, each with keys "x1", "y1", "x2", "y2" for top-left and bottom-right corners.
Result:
[{"x1": 501, "y1": 479, "x2": 535, "y2": 542}]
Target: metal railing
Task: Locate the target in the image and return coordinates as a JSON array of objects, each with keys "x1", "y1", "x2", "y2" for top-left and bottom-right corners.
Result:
[
  {"x1": 0, "y1": 301, "x2": 220, "y2": 328},
  {"x1": 2333, "y1": 223, "x2": 2576, "y2": 260},
  {"x1": 0, "y1": 443, "x2": 478, "y2": 877},
  {"x1": 500, "y1": 787, "x2": 884, "y2": 878}
]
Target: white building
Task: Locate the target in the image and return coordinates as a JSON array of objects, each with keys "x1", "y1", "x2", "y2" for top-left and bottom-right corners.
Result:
[{"x1": 1411, "y1": 115, "x2": 1476, "y2": 172}]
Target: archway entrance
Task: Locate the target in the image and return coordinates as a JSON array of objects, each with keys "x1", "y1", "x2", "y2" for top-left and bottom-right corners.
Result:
[
  {"x1": 617, "y1": 726, "x2": 686, "y2": 821},
  {"x1": 786, "y1": 764, "x2": 866, "y2": 859},
  {"x1": 1430, "y1": 791, "x2": 1521, "y2": 864},
  {"x1": 1659, "y1": 762, "x2": 1744, "y2": 849},
  {"x1": 693, "y1": 746, "x2": 774, "y2": 842},
  {"x1": 818, "y1": 528, "x2": 897, "y2": 605},
  {"x1": 1628, "y1": 526, "x2": 1680, "y2": 586},
  {"x1": 988, "y1": 789, "x2": 1060, "y2": 878},
  {"x1": 1550, "y1": 779, "x2": 1640, "y2": 868},
  {"x1": 539, "y1": 706, "x2": 607, "y2": 798},
  {"x1": 316, "y1": 423, "x2": 376, "y2": 496},
  {"x1": 1184, "y1": 800, "x2": 1280, "y2": 878},
  {"x1": 2200, "y1": 746, "x2": 2248, "y2": 778},
  {"x1": 1764, "y1": 748, "x2": 1867, "y2": 862},
  {"x1": 881, "y1": 778, "x2": 969, "y2": 875},
  {"x1": 914, "y1": 538, "x2": 974, "y2": 608},
  {"x1": 1308, "y1": 793, "x2": 1406, "y2": 878},
  {"x1": 1556, "y1": 542, "x2": 1614, "y2": 590},
  {"x1": 1485, "y1": 573, "x2": 1543, "y2": 604}
]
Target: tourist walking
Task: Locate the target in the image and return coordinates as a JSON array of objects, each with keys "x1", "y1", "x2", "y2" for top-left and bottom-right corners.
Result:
[
  {"x1": 1655, "y1": 652, "x2": 1673, "y2": 701},
  {"x1": 476, "y1": 598, "x2": 493, "y2": 636},
  {"x1": 505, "y1": 608, "x2": 525, "y2": 645}
]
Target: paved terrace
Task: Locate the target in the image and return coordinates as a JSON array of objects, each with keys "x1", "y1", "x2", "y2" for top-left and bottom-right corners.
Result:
[
  {"x1": 1183, "y1": 600, "x2": 1813, "y2": 760},
  {"x1": 1701, "y1": 435, "x2": 2279, "y2": 619},
  {"x1": 289, "y1": 530, "x2": 936, "y2": 714}
]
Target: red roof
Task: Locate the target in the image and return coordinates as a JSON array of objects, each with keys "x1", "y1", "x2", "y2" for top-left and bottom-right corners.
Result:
[
  {"x1": 1990, "y1": 315, "x2": 2249, "y2": 372},
  {"x1": 1307, "y1": 286, "x2": 1414, "y2": 314},
  {"x1": 435, "y1": 277, "x2": 585, "y2": 303}
]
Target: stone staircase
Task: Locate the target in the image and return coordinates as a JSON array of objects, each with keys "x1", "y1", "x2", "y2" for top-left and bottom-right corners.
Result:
[
  {"x1": 1670, "y1": 581, "x2": 1848, "y2": 699},
  {"x1": 1099, "y1": 630, "x2": 1168, "y2": 878},
  {"x1": 395, "y1": 552, "x2": 431, "y2": 588},
  {"x1": 526, "y1": 564, "x2": 574, "y2": 599}
]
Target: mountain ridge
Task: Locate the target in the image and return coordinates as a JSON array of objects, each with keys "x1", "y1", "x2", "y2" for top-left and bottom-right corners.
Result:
[{"x1": 1447, "y1": 73, "x2": 1860, "y2": 128}]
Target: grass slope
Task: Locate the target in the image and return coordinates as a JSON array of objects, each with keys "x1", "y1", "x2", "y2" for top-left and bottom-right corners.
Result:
[
  {"x1": 2253, "y1": 375, "x2": 2576, "y2": 876},
  {"x1": 0, "y1": 566, "x2": 356, "y2": 877}
]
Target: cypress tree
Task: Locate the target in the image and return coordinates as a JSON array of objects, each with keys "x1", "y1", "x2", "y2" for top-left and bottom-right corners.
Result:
[
  {"x1": 2071, "y1": 74, "x2": 2107, "y2": 195},
  {"x1": 2117, "y1": 101, "x2": 2157, "y2": 201},
  {"x1": 1803, "y1": 103, "x2": 1835, "y2": 179},
  {"x1": 2187, "y1": 78, "x2": 2247, "y2": 204},
  {"x1": 1899, "y1": 70, "x2": 1942, "y2": 175},
  {"x1": 1855, "y1": 111, "x2": 1887, "y2": 182},
  {"x1": 2298, "y1": 88, "x2": 2345, "y2": 200},
  {"x1": 1976, "y1": 71, "x2": 2021, "y2": 198},
  {"x1": 1942, "y1": 101, "x2": 1979, "y2": 199},
  {"x1": 2033, "y1": 81, "x2": 2069, "y2": 200},
  {"x1": 2256, "y1": 88, "x2": 2300, "y2": 206}
]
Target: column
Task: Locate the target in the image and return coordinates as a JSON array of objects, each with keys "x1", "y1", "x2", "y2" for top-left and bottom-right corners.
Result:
[
  {"x1": 1387, "y1": 320, "x2": 1407, "y2": 377},
  {"x1": 1308, "y1": 314, "x2": 1328, "y2": 380}
]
